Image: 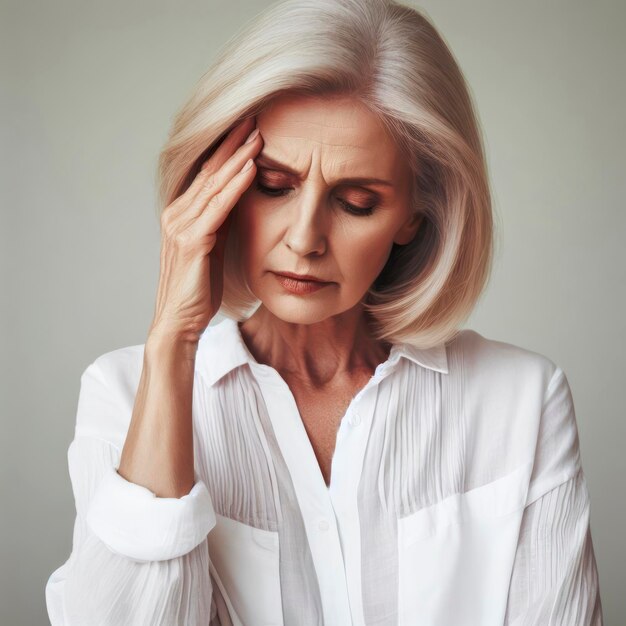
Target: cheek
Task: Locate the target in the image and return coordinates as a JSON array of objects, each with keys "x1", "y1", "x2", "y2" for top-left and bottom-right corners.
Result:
[{"x1": 335, "y1": 228, "x2": 395, "y2": 282}]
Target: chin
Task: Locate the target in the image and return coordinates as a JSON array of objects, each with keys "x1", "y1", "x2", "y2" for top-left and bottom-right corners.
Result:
[{"x1": 260, "y1": 297, "x2": 341, "y2": 326}]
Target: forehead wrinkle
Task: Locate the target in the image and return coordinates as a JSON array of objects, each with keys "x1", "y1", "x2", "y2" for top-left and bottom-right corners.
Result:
[
  {"x1": 259, "y1": 132, "x2": 370, "y2": 152},
  {"x1": 258, "y1": 142, "x2": 399, "y2": 184},
  {"x1": 257, "y1": 155, "x2": 396, "y2": 189},
  {"x1": 331, "y1": 154, "x2": 385, "y2": 174},
  {"x1": 257, "y1": 123, "x2": 399, "y2": 185}
]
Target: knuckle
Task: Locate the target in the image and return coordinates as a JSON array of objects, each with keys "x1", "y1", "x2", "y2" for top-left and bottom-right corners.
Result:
[
  {"x1": 202, "y1": 173, "x2": 217, "y2": 192},
  {"x1": 160, "y1": 210, "x2": 172, "y2": 228},
  {"x1": 207, "y1": 192, "x2": 222, "y2": 209},
  {"x1": 174, "y1": 230, "x2": 193, "y2": 247}
]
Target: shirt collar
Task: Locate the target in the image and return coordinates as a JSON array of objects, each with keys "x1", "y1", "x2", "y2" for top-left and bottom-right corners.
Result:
[{"x1": 197, "y1": 317, "x2": 448, "y2": 387}]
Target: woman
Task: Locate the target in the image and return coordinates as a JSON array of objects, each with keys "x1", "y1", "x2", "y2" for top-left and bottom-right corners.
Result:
[{"x1": 45, "y1": 0, "x2": 602, "y2": 624}]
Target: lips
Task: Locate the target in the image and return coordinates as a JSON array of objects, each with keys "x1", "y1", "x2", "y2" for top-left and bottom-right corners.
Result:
[
  {"x1": 274, "y1": 271, "x2": 330, "y2": 283},
  {"x1": 273, "y1": 272, "x2": 332, "y2": 295}
]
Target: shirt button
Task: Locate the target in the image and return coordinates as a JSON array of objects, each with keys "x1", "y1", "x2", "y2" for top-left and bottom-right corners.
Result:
[
  {"x1": 349, "y1": 411, "x2": 362, "y2": 426},
  {"x1": 318, "y1": 519, "x2": 330, "y2": 532}
]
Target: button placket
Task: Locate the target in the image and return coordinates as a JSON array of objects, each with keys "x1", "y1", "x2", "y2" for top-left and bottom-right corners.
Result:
[{"x1": 253, "y1": 362, "x2": 353, "y2": 624}]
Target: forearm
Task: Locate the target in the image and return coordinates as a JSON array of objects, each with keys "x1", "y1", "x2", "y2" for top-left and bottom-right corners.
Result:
[{"x1": 117, "y1": 333, "x2": 199, "y2": 498}]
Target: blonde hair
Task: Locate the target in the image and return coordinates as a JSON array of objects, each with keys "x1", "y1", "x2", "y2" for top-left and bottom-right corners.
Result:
[{"x1": 156, "y1": 0, "x2": 497, "y2": 349}]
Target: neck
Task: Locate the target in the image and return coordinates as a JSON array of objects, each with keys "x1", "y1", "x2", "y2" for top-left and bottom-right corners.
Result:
[{"x1": 238, "y1": 306, "x2": 391, "y2": 387}]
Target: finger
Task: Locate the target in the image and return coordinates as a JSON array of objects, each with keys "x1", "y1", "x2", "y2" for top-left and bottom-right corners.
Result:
[
  {"x1": 185, "y1": 157, "x2": 256, "y2": 242},
  {"x1": 202, "y1": 116, "x2": 256, "y2": 173},
  {"x1": 186, "y1": 132, "x2": 262, "y2": 220},
  {"x1": 181, "y1": 117, "x2": 256, "y2": 203},
  {"x1": 190, "y1": 117, "x2": 256, "y2": 188}
]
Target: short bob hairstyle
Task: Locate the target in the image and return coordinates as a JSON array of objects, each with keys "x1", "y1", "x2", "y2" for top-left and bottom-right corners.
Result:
[{"x1": 156, "y1": 0, "x2": 496, "y2": 349}]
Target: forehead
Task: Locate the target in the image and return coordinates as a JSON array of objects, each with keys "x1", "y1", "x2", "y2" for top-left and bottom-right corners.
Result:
[{"x1": 256, "y1": 94, "x2": 402, "y2": 166}]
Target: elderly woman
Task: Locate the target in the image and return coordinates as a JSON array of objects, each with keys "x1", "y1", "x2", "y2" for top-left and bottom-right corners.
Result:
[{"x1": 45, "y1": 0, "x2": 602, "y2": 624}]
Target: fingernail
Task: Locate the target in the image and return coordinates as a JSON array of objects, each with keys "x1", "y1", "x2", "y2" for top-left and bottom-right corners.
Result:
[{"x1": 244, "y1": 128, "x2": 260, "y2": 144}]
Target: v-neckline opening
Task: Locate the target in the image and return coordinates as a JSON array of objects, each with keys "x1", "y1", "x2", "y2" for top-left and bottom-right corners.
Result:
[{"x1": 232, "y1": 318, "x2": 401, "y2": 493}]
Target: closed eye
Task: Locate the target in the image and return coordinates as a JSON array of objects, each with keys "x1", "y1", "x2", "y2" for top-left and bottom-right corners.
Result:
[{"x1": 254, "y1": 182, "x2": 376, "y2": 217}]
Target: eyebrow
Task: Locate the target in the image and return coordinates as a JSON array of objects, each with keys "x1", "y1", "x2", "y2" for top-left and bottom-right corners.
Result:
[{"x1": 255, "y1": 153, "x2": 394, "y2": 188}]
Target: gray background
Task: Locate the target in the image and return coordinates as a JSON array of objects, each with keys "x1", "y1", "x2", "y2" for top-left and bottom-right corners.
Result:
[{"x1": 2, "y1": 0, "x2": 624, "y2": 624}]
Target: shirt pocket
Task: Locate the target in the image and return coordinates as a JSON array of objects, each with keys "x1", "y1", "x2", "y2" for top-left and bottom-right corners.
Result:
[
  {"x1": 207, "y1": 513, "x2": 283, "y2": 626},
  {"x1": 397, "y1": 460, "x2": 533, "y2": 626}
]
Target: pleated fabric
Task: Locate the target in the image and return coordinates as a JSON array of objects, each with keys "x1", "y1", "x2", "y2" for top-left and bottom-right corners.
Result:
[
  {"x1": 45, "y1": 316, "x2": 603, "y2": 625},
  {"x1": 504, "y1": 469, "x2": 603, "y2": 625}
]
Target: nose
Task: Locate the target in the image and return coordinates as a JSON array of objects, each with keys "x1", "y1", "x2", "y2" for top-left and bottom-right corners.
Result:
[{"x1": 282, "y1": 189, "x2": 328, "y2": 256}]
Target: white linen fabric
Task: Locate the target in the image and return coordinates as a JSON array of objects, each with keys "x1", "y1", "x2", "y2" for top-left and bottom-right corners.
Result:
[{"x1": 45, "y1": 316, "x2": 603, "y2": 625}]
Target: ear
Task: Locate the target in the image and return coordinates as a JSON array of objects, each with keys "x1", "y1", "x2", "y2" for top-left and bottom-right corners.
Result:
[{"x1": 393, "y1": 212, "x2": 424, "y2": 246}]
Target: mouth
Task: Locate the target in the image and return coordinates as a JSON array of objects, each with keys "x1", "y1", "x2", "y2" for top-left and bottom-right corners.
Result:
[{"x1": 272, "y1": 271, "x2": 333, "y2": 295}]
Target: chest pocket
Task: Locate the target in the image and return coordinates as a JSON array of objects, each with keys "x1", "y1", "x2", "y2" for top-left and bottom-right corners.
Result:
[
  {"x1": 208, "y1": 514, "x2": 283, "y2": 626},
  {"x1": 397, "y1": 460, "x2": 533, "y2": 626}
]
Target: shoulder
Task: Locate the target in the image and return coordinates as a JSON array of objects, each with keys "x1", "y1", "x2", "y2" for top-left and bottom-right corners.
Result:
[
  {"x1": 449, "y1": 330, "x2": 581, "y2": 493},
  {"x1": 449, "y1": 328, "x2": 559, "y2": 396},
  {"x1": 446, "y1": 329, "x2": 569, "y2": 437}
]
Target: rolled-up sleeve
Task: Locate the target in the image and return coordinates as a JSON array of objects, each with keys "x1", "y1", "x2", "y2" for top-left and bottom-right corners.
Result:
[
  {"x1": 45, "y1": 357, "x2": 219, "y2": 625},
  {"x1": 84, "y1": 451, "x2": 215, "y2": 563},
  {"x1": 504, "y1": 367, "x2": 603, "y2": 625}
]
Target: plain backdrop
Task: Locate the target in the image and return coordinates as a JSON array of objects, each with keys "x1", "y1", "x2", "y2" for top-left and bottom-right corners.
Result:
[{"x1": 1, "y1": 0, "x2": 624, "y2": 624}]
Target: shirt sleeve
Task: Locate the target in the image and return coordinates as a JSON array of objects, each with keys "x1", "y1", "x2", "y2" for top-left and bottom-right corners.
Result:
[
  {"x1": 504, "y1": 366, "x2": 603, "y2": 625},
  {"x1": 45, "y1": 358, "x2": 220, "y2": 625}
]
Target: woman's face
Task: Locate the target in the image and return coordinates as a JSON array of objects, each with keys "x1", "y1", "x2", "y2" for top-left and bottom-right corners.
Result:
[{"x1": 235, "y1": 93, "x2": 423, "y2": 324}]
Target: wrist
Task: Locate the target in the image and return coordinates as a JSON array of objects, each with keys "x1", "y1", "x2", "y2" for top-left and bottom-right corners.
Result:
[{"x1": 145, "y1": 325, "x2": 200, "y2": 363}]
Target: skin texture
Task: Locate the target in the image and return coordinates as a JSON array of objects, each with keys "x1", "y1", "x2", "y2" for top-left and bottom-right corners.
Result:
[{"x1": 234, "y1": 94, "x2": 424, "y2": 485}]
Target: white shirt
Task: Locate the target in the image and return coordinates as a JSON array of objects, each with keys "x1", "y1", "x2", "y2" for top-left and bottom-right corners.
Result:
[{"x1": 45, "y1": 316, "x2": 603, "y2": 625}]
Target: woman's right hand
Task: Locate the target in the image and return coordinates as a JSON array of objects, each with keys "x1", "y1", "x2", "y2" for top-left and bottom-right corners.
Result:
[{"x1": 148, "y1": 116, "x2": 263, "y2": 346}]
